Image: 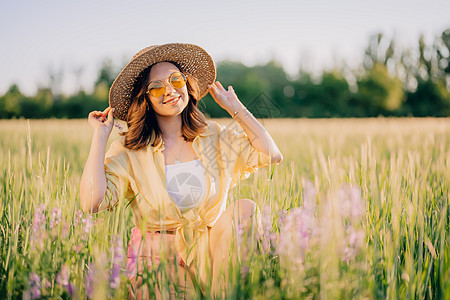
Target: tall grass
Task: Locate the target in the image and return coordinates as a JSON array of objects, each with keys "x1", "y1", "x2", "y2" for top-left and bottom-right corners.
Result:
[{"x1": 0, "y1": 118, "x2": 448, "y2": 299}]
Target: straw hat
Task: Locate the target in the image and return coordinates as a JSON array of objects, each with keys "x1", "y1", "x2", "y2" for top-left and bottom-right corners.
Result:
[{"x1": 109, "y1": 43, "x2": 216, "y2": 121}]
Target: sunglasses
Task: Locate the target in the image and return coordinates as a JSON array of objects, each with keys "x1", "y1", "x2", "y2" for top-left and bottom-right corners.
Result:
[{"x1": 146, "y1": 72, "x2": 188, "y2": 98}]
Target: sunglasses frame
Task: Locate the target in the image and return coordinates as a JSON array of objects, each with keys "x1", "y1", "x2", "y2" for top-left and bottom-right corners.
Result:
[{"x1": 146, "y1": 72, "x2": 188, "y2": 98}]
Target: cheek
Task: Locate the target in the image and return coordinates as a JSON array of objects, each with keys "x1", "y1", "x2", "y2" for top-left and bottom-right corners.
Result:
[
  {"x1": 148, "y1": 98, "x2": 162, "y2": 113},
  {"x1": 182, "y1": 88, "x2": 189, "y2": 100},
  {"x1": 149, "y1": 97, "x2": 160, "y2": 107}
]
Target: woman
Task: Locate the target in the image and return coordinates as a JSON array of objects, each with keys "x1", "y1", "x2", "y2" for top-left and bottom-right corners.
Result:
[{"x1": 80, "y1": 43, "x2": 283, "y2": 298}]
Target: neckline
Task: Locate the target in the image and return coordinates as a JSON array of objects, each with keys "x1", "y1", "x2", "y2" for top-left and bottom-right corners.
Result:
[{"x1": 165, "y1": 158, "x2": 200, "y2": 167}]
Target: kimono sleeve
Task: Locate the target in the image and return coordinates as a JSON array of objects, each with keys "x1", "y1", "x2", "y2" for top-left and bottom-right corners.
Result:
[
  {"x1": 96, "y1": 139, "x2": 131, "y2": 212},
  {"x1": 217, "y1": 123, "x2": 273, "y2": 189}
]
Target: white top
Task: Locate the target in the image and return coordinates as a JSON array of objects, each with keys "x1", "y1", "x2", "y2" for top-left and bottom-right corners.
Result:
[{"x1": 165, "y1": 159, "x2": 207, "y2": 213}]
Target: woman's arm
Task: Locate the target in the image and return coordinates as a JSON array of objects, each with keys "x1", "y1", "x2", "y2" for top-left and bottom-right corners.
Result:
[
  {"x1": 80, "y1": 107, "x2": 114, "y2": 213},
  {"x1": 208, "y1": 82, "x2": 283, "y2": 164}
]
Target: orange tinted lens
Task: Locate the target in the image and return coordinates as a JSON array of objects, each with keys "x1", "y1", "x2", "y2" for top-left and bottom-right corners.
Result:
[
  {"x1": 148, "y1": 82, "x2": 165, "y2": 97},
  {"x1": 170, "y1": 72, "x2": 187, "y2": 89}
]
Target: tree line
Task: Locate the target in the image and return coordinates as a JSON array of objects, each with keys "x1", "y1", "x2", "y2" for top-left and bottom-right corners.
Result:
[{"x1": 1, "y1": 28, "x2": 449, "y2": 119}]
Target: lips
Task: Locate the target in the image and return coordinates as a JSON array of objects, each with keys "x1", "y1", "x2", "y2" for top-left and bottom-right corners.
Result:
[{"x1": 164, "y1": 96, "x2": 181, "y2": 104}]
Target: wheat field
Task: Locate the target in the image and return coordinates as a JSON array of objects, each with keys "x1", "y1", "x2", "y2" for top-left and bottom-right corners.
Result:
[{"x1": 0, "y1": 118, "x2": 448, "y2": 299}]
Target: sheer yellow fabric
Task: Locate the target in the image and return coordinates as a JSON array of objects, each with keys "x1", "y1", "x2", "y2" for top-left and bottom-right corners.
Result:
[{"x1": 96, "y1": 120, "x2": 274, "y2": 285}]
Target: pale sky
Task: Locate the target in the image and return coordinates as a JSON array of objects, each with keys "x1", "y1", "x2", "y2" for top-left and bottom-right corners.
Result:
[{"x1": 1, "y1": 0, "x2": 449, "y2": 95}]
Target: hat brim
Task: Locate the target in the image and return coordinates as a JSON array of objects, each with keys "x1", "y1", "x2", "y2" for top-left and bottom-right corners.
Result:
[{"x1": 109, "y1": 43, "x2": 216, "y2": 121}]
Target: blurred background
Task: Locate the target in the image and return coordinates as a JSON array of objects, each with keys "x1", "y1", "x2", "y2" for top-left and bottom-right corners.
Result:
[{"x1": 0, "y1": 0, "x2": 449, "y2": 118}]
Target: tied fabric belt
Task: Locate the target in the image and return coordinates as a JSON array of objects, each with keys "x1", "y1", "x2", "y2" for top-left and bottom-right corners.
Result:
[
  {"x1": 146, "y1": 210, "x2": 211, "y2": 286},
  {"x1": 174, "y1": 210, "x2": 211, "y2": 286},
  {"x1": 154, "y1": 230, "x2": 176, "y2": 234}
]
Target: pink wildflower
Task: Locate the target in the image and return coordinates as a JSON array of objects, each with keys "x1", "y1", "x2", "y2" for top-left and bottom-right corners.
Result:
[
  {"x1": 114, "y1": 122, "x2": 123, "y2": 131},
  {"x1": 81, "y1": 214, "x2": 93, "y2": 240},
  {"x1": 257, "y1": 205, "x2": 278, "y2": 255},
  {"x1": 109, "y1": 235, "x2": 123, "y2": 290},
  {"x1": 277, "y1": 182, "x2": 318, "y2": 271},
  {"x1": 302, "y1": 179, "x2": 317, "y2": 213},
  {"x1": 31, "y1": 204, "x2": 46, "y2": 249},
  {"x1": 56, "y1": 264, "x2": 70, "y2": 287},
  {"x1": 241, "y1": 265, "x2": 249, "y2": 280},
  {"x1": 85, "y1": 263, "x2": 94, "y2": 299},
  {"x1": 338, "y1": 185, "x2": 365, "y2": 219},
  {"x1": 343, "y1": 227, "x2": 365, "y2": 262},
  {"x1": 49, "y1": 206, "x2": 61, "y2": 229},
  {"x1": 29, "y1": 272, "x2": 41, "y2": 299},
  {"x1": 73, "y1": 209, "x2": 83, "y2": 226}
]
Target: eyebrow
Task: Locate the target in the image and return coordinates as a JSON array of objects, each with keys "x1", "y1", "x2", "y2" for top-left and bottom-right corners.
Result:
[{"x1": 149, "y1": 71, "x2": 181, "y2": 82}]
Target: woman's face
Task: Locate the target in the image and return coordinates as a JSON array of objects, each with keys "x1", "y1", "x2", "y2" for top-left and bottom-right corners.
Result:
[{"x1": 147, "y1": 62, "x2": 189, "y2": 117}]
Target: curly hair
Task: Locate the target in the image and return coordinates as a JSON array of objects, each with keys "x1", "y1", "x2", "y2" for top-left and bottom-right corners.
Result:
[{"x1": 121, "y1": 61, "x2": 208, "y2": 151}]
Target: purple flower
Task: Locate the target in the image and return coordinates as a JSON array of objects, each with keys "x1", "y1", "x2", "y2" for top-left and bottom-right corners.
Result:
[
  {"x1": 348, "y1": 229, "x2": 365, "y2": 247},
  {"x1": 43, "y1": 278, "x2": 51, "y2": 290},
  {"x1": 258, "y1": 205, "x2": 275, "y2": 254},
  {"x1": 85, "y1": 263, "x2": 94, "y2": 298},
  {"x1": 56, "y1": 264, "x2": 77, "y2": 296},
  {"x1": 61, "y1": 221, "x2": 69, "y2": 239},
  {"x1": 32, "y1": 204, "x2": 46, "y2": 235},
  {"x1": 114, "y1": 122, "x2": 123, "y2": 131},
  {"x1": 56, "y1": 264, "x2": 70, "y2": 287},
  {"x1": 237, "y1": 224, "x2": 245, "y2": 248},
  {"x1": 338, "y1": 185, "x2": 365, "y2": 219},
  {"x1": 302, "y1": 179, "x2": 317, "y2": 213},
  {"x1": 277, "y1": 209, "x2": 288, "y2": 225},
  {"x1": 29, "y1": 272, "x2": 41, "y2": 299},
  {"x1": 49, "y1": 206, "x2": 61, "y2": 229},
  {"x1": 240, "y1": 265, "x2": 249, "y2": 280},
  {"x1": 277, "y1": 203, "x2": 317, "y2": 270},
  {"x1": 73, "y1": 209, "x2": 83, "y2": 226},
  {"x1": 109, "y1": 236, "x2": 123, "y2": 289},
  {"x1": 81, "y1": 214, "x2": 93, "y2": 240},
  {"x1": 343, "y1": 227, "x2": 365, "y2": 262},
  {"x1": 31, "y1": 204, "x2": 46, "y2": 248}
]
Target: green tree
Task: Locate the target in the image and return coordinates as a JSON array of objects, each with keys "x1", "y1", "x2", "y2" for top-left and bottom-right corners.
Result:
[
  {"x1": 202, "y1": 60, "x2": 268, "y2": 118},
  {"x1": 405, "y1": 28, "x2": 450, "y2": 116},
  {"x1": 406, "y1": 80, "x2": 450, "y2": 116},
  {"x1": 353, "y1": 63, "x2": 405, "y2": 117},
  {"x1": 291, "y1": 71, "x2": 351, "y2": 117},
  {"x1": 95, "y1": 59, "x2": 117, "y2": 89},
  {"x1": 0, "y1": 84, "x2": 23, "y2": 118}
]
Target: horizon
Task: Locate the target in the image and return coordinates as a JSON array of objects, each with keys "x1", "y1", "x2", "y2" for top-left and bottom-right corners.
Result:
[{"x1": 1, "y1": 0, "x2": 449, "y2": 96}]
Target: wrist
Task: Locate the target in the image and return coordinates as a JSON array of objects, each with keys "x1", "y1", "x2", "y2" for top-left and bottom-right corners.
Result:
[
  {"x1": 227, "y1": 102, "x2": 246, "y2": 117},
  {"x1": 230, "y1": 105, "x2": 253, "y2": 121},
  {"x1": 226, "y1": 97, "x2": 245, "y2": 115},
  {"x1": 93, "y1": 127, "x2": 111, "y2": 141}
]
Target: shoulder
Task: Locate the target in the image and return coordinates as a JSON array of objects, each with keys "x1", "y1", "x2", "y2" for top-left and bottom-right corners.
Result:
[
  {"x1": 106, "y1": 136, "x2": 128, "y2": 157},
  {"x1": 109, "y1": 136, "x2": 126, "y2": 150},
  {"x1": 205, "y1": 120, "x2": 238, "y2": 136},
  {"x1": 199, "y1": 120, "x2": 221, "y2": 137}
]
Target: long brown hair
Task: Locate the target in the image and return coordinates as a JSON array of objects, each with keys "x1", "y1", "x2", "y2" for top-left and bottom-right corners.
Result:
[{"x1": 121, "y1": 61, "x2": 208, "y2": 151}]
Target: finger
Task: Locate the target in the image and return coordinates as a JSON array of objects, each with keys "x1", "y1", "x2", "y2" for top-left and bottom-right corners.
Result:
[
  {"x1": 105, "y1": 107, "x2": 115, "y2": 126},
  {"x1": 99, "y1": 107, "x2": 112, "y2": 121},
  {"x1": 215, "y1": 81, "x2": 226, "y2": 92},
  {"x1": 89, "y1": 111, "x2": 103, "y2": 120},
  {"x1": 101, "y1": 107, "x2": 112, "y2": 118},
  {"x1": 208, "y1": 84, "x2": 219, "y2": 97}
]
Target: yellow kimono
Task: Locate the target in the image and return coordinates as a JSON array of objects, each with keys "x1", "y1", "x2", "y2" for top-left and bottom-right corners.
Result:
[{"x1": 96, "y1": 119, "x2": 274, "y2": 285}]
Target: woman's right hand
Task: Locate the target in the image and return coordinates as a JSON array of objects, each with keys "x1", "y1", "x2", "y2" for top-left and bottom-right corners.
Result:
[
  {"x1": 81, "y1": 107, "x2": 114, "y2": 213},
  {"x1": 88, "y1": 107, "x2": 115, "y2": 135}
]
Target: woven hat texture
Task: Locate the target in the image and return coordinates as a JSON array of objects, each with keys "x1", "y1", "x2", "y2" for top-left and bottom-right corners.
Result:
[{"x1": 109, "y1": 43, "x2": 216, "y2": 121}]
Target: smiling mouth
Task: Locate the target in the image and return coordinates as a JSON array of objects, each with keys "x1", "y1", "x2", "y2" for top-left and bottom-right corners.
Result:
[{"x1": 164, "y1": 96, "x2": 181, "y2": 105}]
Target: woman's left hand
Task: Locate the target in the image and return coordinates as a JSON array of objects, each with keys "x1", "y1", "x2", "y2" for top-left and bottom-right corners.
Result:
[{"x1": 208, "y1": 81, "x2": 243, "y2": 114}]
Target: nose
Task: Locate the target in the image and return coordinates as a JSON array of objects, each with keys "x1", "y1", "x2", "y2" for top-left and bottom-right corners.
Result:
[{"x1": 164, "y1": 82, "x2": 176, "y2": 95}]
